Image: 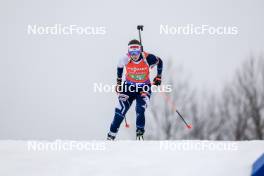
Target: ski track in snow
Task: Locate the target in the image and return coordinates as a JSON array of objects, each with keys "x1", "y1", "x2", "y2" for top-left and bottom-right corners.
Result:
[{"x1": 0, "y1": 140, "x2": 263, "y2": 176}]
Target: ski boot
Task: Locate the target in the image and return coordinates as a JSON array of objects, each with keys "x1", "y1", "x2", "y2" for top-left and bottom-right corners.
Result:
[
  {"x1": 136, "y1": 129, "x2": 144, "y2": 140},
  {"x1": 107, "y1": 132, "x2": 116, "y2": 141}
]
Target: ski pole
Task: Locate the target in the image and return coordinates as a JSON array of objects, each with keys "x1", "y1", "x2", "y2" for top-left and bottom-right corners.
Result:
[
  {"x1": 152, "y1": 84, "x2": 192, "y2": 129},
  {"x1": 137, "y1": 25, "x2": 144, "y2": 52},
  {"x1": 176, "y1": 109, "x2": 192, "y2": 129},
  {"x1": 124, "y1": 117, "x2": 130, "y2": 128},
  {"x1": 158, "y1": 91, "x2": 192, "y2": 129},
  {"x1": 136, "y1": 25, "x2": 192, "y2": 129}
]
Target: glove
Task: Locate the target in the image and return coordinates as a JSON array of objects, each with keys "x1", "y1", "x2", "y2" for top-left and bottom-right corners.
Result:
[
  {"x1": 153, "y1": 75, "x2": 161, "y2": 86},
  {"x1": 115, "y1": 78, "x2": 122, "y2": 93}
]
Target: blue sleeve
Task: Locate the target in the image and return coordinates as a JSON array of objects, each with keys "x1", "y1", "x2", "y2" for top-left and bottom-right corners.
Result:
[
  {"x1": 157, "y1": 58, "x2": 163, "y2": 76},
  {"x1": 146, "y1": 54, "x2": 163, "y2": 76}
]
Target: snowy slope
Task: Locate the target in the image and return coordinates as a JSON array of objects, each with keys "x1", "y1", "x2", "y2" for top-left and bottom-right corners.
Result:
[{"x1": 0, "y1": 140, "x2": 263, "y2": 176}]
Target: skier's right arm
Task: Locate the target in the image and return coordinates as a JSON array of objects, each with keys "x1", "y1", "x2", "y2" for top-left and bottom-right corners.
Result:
[
  {"x1": 116, "y1": 56, "x2": 129, "y2": 92},
  {"x1": 116, "y1": 67, "x2": 123, "y2": 92}
]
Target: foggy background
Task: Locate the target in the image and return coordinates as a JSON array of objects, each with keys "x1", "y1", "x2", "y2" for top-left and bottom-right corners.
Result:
[{"x1": 1, "y1": 0, "x2": 264, "y2": 140}]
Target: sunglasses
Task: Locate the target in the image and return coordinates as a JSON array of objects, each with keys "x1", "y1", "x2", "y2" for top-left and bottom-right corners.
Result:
[{"x1": 128, "y1": 50, "x2": 141, "y2": 56}]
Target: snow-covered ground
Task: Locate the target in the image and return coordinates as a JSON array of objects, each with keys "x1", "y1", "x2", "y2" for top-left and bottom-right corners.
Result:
[{"x1": 0, "y1": 140, "x2": 263, "y2": 176}]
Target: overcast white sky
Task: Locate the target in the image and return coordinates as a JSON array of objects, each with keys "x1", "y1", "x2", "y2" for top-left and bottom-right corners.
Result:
[{"x1": 1, "y1": 0, "x2": 264, "y2": 140}]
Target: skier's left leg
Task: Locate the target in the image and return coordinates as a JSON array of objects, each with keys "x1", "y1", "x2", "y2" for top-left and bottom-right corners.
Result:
[{"x1": 135, "y1": 91, "x2": 151, "y2": 138}]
